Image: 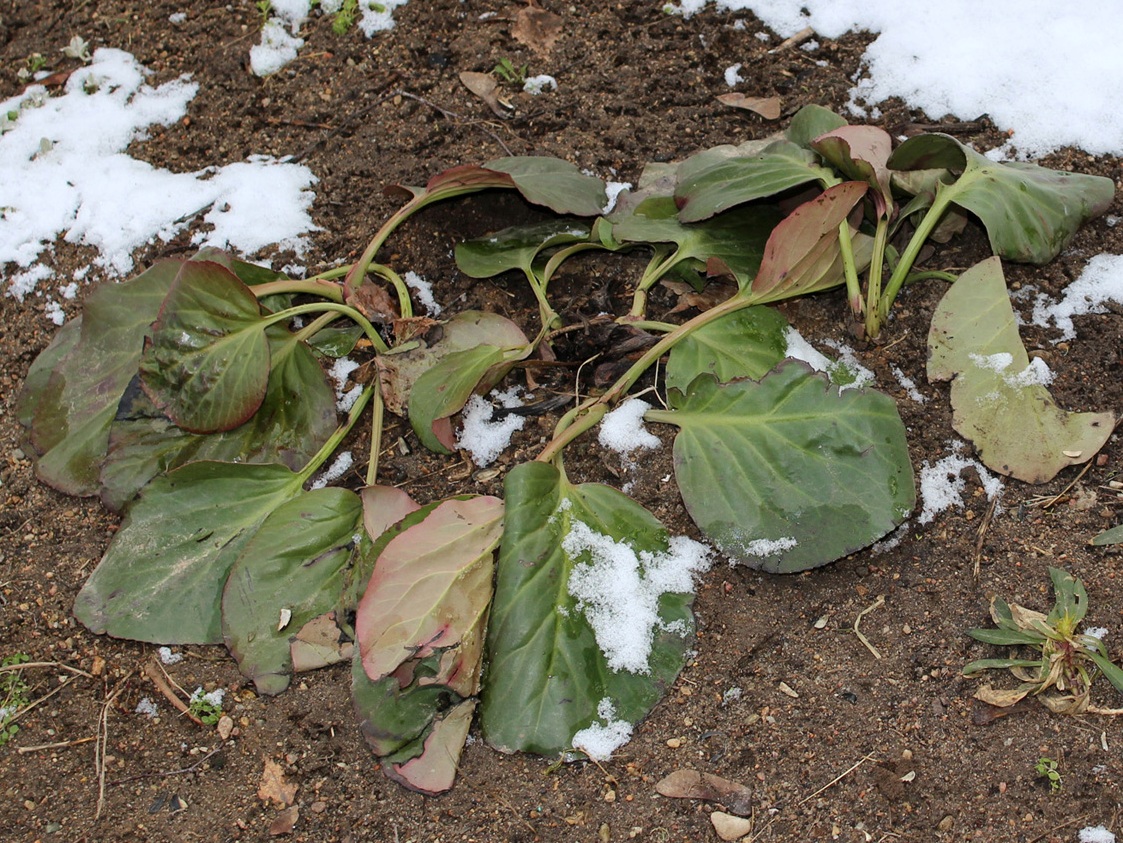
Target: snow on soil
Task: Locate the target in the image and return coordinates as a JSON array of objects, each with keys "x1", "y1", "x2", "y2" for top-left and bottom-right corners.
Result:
[
  {"x1": 598, "y1": 398, "x2": 661, "y2": 454},
  {"x1": 917, "y1": 445, "x2": 1004, "y2": 525},
  {"x1": 571, "y1": 698, "x2": 633, "y2": 761},
  {"x1": 456, "y1": 388, "x2": 527, "y2": 467}
]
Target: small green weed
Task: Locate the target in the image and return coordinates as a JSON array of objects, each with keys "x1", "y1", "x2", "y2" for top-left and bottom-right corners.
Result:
[
  {"x1": 332, "y1": 0, "x2": 359, "y2": 35},
  {"x1": 256, "y1": 0, "x2": 273, "y2": 27},
  {"x1": 964, "y1": 567, "x2": 1123, "y2": 714},
  {"x1": 1035, "y1": 757, "x2": 1062, "y2": 792},
  {"x1": 187, "y1": 687, "x2": 224, "y2": 725},
  {"x1": 1, "y1": 654, "x2": 32, "y2": 748},
  {"x1": 493, "y1": 57, "x2": 528, "y2": 87}
]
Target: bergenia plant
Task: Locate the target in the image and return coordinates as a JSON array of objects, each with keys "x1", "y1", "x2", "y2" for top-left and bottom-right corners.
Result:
[{"x1": 17, "y1": 106, "x2": 1116, "y2": 793}]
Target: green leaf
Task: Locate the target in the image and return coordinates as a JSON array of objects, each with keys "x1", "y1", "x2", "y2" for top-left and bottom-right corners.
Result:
[
  {"x1": 888, "y1": 133, "x2": 1115, "y2": 263},
  {"x1": 21, "y1": 260, "x2": 181, "y2": 495},
  {"x1": 351, "y1": 649, "x2": 456, "y2": 758},
  {"x1": 139, "y1": 260, "x2": 271, "y2": 433},
  {"x1": 675, "y1": 139, "x2": 839, "y2": 223},
  {"x1": 355, "y1": 496, "x2": 503, "y2": 698},
  {"x1": 483, "y1": 156, "x2": 609, "y2": 216},
  {"x1": 222, "y1": 487, "x2": 362, "y2": 695},
  {"x1": 16, "y1": 316, "x2": 81, "y2": 430},
  {"x1": 100, "y1": 325, "x2": 337, "y2": 511},
  {"x1": 1091, "y1": 524, "x2": 1123, "y2": 546},
  {"x1": 927, "y1": 257, "x2": 1114, "y2": 483},
  {"x1": 750, "y1": 181, "x2": 870, "y2": 303},
  {"x1": 376, "y1": 310, "x2": 528, "y2": 417},
  {"x1": 611, "y1": 200, "x2": 782, "y2": 291},
  {"x1": 408, "y1": 345, "x2": 520, "y2": 454},
  {"x1": 73, "y1": 461, "x2": 306, "y2": 644},
  {"x1": 1089, "y1": 651, "x2": 1123, "y2": 695},
  {"x1": 649, "y1": 362, "x2": 914, "y2": 572},
  {"x1": 786, "y1": 104, "x2": 848, "y2": 150},
  {"x1": 966, "y1": 628, "x2": 1046, "y2": 646},
  {"x1": 665, "y1": 306, "x2": 789, "y2": 394},
  {"x1": 481, "y1": 462, "x2": 702, "y2": 756},
  {"x1": 963, "y1": 657, "x2": 1045, "y2": 674},
  {"x1": 382, "y1": 698, "x2": 476, "y2": 795},
  {"x1": 455, "y1": 219, "x2": 593, "y2": 279},
  {"x1": 1046, "y1": 566, "x2": 1088, "y2": 626}
]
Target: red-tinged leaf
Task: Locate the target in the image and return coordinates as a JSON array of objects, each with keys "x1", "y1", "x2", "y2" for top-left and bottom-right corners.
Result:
[
  {"x1": 655, "y1": 770, "x2": 754, "y2": 816},
  {"x1": 356, "y1": 496, "x2": 504, "y2": 696},
  {"x1": 383, "y1": 699, "x2": 476, "y2": 795},
  {"x1": 750, "y1": 181, "x2": 869, "y2": 301},
  {"x1": 812, "y1": 125, "x2": 893, "y2": 212},
  {"x1": 361, "y1": 485, "x2": 421, "y2": 541}
]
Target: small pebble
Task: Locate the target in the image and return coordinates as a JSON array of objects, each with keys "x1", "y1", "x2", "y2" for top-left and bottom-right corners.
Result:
[{"x1": 666, "y1": 737, "x2": 683, "y2": 748}]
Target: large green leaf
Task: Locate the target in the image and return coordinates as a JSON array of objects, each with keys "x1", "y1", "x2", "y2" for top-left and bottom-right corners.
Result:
[
  {"x1": 222, "y1": 487, "x2": 362, "y2": 695},
  {"x1": 481, "y1": 462, "x2": 702, "y2": 756},
  {"x1": 73, "y1": 461, "x2": 306, "y2": 644},
  {"x1": 99, "y1": 325, "x2": 337, "y2": 510},
  {"x1": 927, "y1": 258, "x2": 1114, "y2": 483},
  {"x1": 648, "y1": 362, "x2": 915, "y2": 572},
  {"x1": 786, "y1": 104, "x2": 848, "y2": 150},
  {"x1": 455, "y1": 219, "x2": 593, "y2": 279},
  {"x1": 750, "y1": 181, "x2": 871, "y2": 303},
  {"x1": 16, "y1": 315, "x2": 81, "y2": 430},
  {"x1": 376, "y1": 310, "x2": 528, "y2": 416},
  {"x1": 21, "y1": 260, "x2": 181, "y2": 495},
  {"x1": 139, "y1": 260, "x2": 271, "y2": 433},
  {"x1": 611, "y1": 198, "x2": 782, "y2": 290},
  {"x1": 483, "y1": 156, "x2": 608, "y2": 216},
  {"x1": 665, "y1": 306, "x2": 789, "y2": 394},
  {"x1": 355, "y1": 496, "x2": 503, "y2": 698},
  {"x1": 675, "y1": 140, "x2": 839, "y2": 223},
  {"x1": 888, "y1": 134, "x2": 1115, "y2": 264}
]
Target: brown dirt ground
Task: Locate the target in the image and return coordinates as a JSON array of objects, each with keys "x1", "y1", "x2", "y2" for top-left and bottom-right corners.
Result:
[{"x1": 2, "y1": 2, "x2": 1122, "y2": 842}]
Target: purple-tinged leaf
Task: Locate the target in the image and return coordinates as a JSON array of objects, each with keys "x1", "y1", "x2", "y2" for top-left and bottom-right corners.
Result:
[
  {"x1": 356, "y1": 496, "x2": 503, "y2": 697},
  {"x1": 140, "y1": 260, "x2": 270, "y2": 433},
  {"x1": 383, "y1": 699, "x2": 476, "y2": 795}
]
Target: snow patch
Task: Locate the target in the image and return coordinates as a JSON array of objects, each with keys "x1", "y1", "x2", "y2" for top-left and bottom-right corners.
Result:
[
  {"x1": 1032, "y1": 254, "x2": 1123, "y2": 341},
  {"x1": 563, "y1": 520, "x2": 712, "y2": 674},
  {"x1": 457, "y1": 388, "x2": 527, "y2": 467},
  {"x1": 599, "y1": 399, "x2": 661, "y2": 454},
  {"x1": 918, "y1": 445, "x2": 1003, "y2": 525},
  {"x1": 572, "y1": 698, "x2": 633, "y2": 761}
]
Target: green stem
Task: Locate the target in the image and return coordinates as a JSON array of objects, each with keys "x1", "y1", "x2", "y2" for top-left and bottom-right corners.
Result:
[
  {"x1": 304, "y1": 265, "x2": 351, "y2": 285},
  {"x1": 261, "y1": 302, "x2": 390, "y2": 354},
  {"x1": 877, "y1": 188, "x2": 956, "y2": 325},
  {"x1": 621, "y1": 319, "x2": 677, "y2": 333},
  {"x1": 369, "y1": 263, "x2": 414, "y2": 320},
  {"x1": 293, "y1": 311, "x2": 343, "y2": 345},
  {"x1": 296, "y1": 384, "x2": 375, "y2": 485},
  {"x1": 366, "y1": 385, "x2": 384, "y2": 487},
  {"x1": 343, "y1": 186, "x2": 485, "y2": 297},
  {"x1": 629, "y1": 246, "x2": 679, "y2": 318},
  {"x1": 252, "y1": 278, "x2": 345, "y2": 302},
  {"x1": 862, "y1": 215, "x2": 891, "y2": 338},
  {"x1": 906, "y1": 270, "x2": 958, "y2": 285},
  {"x1": 523, "y1": 269, "x2": 563, "y2": 332},
  {"x1": 536, "y1": 293, "x2": 754, "y2": 463},
  {"x1": 837, "y1": 220, "x2": 863, "y2": 317}
]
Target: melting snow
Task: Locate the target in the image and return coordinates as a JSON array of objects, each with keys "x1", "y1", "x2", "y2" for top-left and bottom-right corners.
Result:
[
  {"x1": 1032, "y1": 254, "x2": 1123, "y2": 341},
  {"x1": 563, "y1": 519, "x2": 712, "y2": 674},
  {"x1": 599, "y1": 399, "x2": 661, "y2": 454},
  {"x1": 457, "y1": 387, "x2": 527, "y2": 467},
  {"x1": 1078, "y1": 827, "x2": 1116, "y2": 843},
  {"x1": 917, "y1": 445, "x2": 1003, "y2": 524},
  {"x1": 571, "y1": 698, "x2": 634, "y2": 761}
]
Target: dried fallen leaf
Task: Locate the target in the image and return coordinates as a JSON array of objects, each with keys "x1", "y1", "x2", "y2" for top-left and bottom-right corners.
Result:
[
  {"x1": 711, "y1": 811, "x2": 754, "y2": 841},
  {"x1": 655, "y1": 769, "x2": 753, "y2": 816},
  {"x1": 973, "y1": 683, "x2": 1032, "y2": 708},
  {"x1": 290, "y1": 611, "x2": 353, "y2": 674},
  {"x1": 513, "y1": 5, "x2": 563, "y2": 54},
  {"x1": 269, "y1": 805, "x2": 299, "y2": 837},
  {"x1": 258, "y1": 758, "x2": 298, "y2": 807},
  {"x1": 217, "y1": 715, "x2": 234, "y2": 741},
  {"x1": 716, "y1": 93, "x2": 782, "y2": 120},
  {"x1": 459, "y1": 71, "x2": 511, "y2": 119}
]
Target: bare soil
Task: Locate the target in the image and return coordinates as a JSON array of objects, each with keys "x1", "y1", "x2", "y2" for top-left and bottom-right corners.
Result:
[{"x1": 2, "y1": 2, "x2": 1122, "y2": 842}]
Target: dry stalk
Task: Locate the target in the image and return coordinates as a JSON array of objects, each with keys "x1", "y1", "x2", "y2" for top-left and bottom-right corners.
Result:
[{"x1": 853, "y1": 595, "x2": 886, "y2": 659}]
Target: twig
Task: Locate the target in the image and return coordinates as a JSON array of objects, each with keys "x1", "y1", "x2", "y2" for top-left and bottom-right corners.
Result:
[
  {"x1": 394, "y1": 90, "x2": 517, "y2": 156},
  {"x1": 5, "y1": 675, "x2": 83, "y2": 728},
  {"x1": 973, "y1": 497, "x2": 998, "y2": 579},
  {"x1": 853, "y1": 595, "x2": 885, "y2": 659},
  {"x1": 0, "y1": 661, "x2": 94, "y2": 678},
  {"x1": 768, "y1": 26, "x2": 815, "y2": 53},
  {"x1": 109, "y1": 746, "x2": 223, "y2": 786},
  {"x1": 1025, "y1": 815, "x2": 1090, "y2": 843},
  {"x1": 17, "y1": 736, "x2": 96, "y2": 754},
  {"x1": 96, "y1": 671, "x2": 133, "y2": 820},
  {"x1": 797, "y1": 754, "x2": 876, "y2": 805},
  {"x1": 144, "y1": 657, "x2": 204, "y2": 726},
  {"x1": 1025, "y1": 461, "x2": 1093, "y2": 509}
]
